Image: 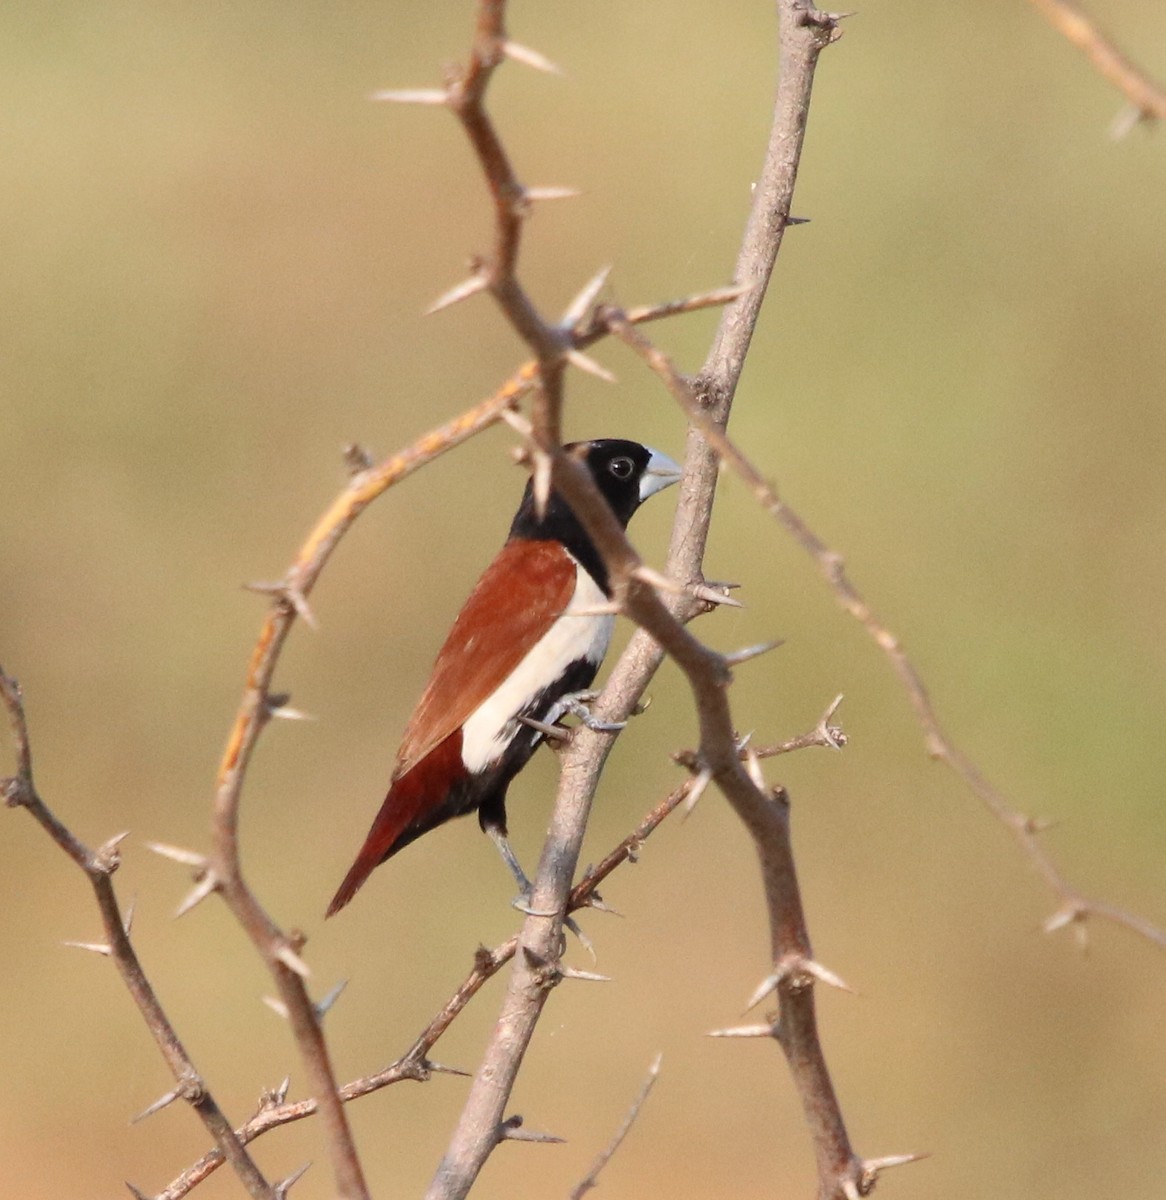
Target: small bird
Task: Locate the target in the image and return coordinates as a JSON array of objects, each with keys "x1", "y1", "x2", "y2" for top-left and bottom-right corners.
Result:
[{"x1": 326, "y1": 438, "x2": 682, "y2": 917}]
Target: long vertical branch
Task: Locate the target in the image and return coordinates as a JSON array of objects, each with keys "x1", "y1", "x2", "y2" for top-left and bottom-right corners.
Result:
[{"x1": 426, "y1": 5, "x2": 868, "y2": 1199}]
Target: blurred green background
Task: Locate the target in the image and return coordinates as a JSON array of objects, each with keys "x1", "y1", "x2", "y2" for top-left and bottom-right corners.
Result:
[{"x1": 3, "y1": 2, "x2": 1165, "y2": 1198}]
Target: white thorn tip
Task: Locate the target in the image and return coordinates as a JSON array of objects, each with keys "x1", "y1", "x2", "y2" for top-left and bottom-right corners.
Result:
[
  {"x1": 802, "y1": 958, "x2": 855, "y2": 994},
  {"x1": 708, "y1": 1023, "x2": 776, "y2": 1038},
  {"x1": 565, "y1": 348, "x2": 616, "y2": 382},
  {"x1": 499, "y1": 406, "x2": 534, "y2": 437},
  {"x1": 1043, "y1": 904, "x2": 1083, "y2": 934},
  {"x1": 560, "y1": 264, "x2": 613, "y2": 328},
  {"x1": 275, "y1": 944, "x2": 312, "y2": 978},
  {"x1": 525, "y1": 185, "x2": 580, "y2": 202},
  {"x1": 863, "y1": 1151, "x2": 929, "y2": 1175},
  {"x1": 743, "y1": 971, "x2": 781, "y2": 1012},
  {"x1": 174, "y1": 871, "x2": 219, "y2": 918},
  {"x1": 145, "y1": 841, "x2": 208, "y2": 868},
  {"x1": 274, "y1": 1161, "x2": 312, "y2": 1197},
  {"x1": 99, "y1": 830, "x2": 132, "y2": 856},
  {"x1": 560, "y1": 966, "x2": 612, "y2": 982},
  {"x1": 263, "y1": 996, "x2": 290, "y2": 1020},
  {"x1": 692, "y1": 583, "x2": 744, "y2": 609},
  {"x1": 501, "y1": 40, "x2": 564, "y2": 75},
  {"x1": 131, "y1": 1086, "x2": 183, "y2": 1124},
  {"x1": 725, "y1": 640, "x2": 782, "y2": 666},
  {"x1": 63, "y1": 939, "x2": 112, "y2": 956},
  {"x1": 369, "y1": 87, "x2": 448, "y2": 105},
  {"x1": 268, "y1": 704, "x2": 316, "y2": 722},
  {"x1": 683, "y1": 767, "x2": 713, "y2": 816},
  {"x1": 426, "y1": 273, "x2": 487, "y2": 315}
]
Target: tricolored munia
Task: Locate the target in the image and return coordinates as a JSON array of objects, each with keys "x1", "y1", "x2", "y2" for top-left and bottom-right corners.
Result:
[{"x1": 326, "y1": 438, "x2": 681, "y2": 917}]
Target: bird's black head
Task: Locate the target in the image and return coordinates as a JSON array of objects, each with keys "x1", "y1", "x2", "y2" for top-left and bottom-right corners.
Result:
[{"x1": 509, "y1": 438, "x2": 682, "y2": 592}]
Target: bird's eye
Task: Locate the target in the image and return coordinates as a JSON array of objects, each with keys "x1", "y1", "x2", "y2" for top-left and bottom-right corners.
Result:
[{"x1": 608, "y1": 456, "x2": 634, "y2": 479}]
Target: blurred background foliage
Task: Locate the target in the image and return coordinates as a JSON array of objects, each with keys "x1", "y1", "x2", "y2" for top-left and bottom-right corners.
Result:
[{"x1": 2, "y1": 2, "x2": 1165, "y2": 1198}]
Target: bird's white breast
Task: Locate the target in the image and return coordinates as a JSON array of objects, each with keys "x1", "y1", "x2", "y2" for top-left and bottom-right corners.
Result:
[{"x1": 460, "y1": 559, "x2": 614, "y2": 773}]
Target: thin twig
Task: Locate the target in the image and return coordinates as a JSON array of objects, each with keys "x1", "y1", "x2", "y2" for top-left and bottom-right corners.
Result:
[
  {"x1": 155, "y1": 776, "x2": 698, "y2": 1199},
  {"x1": 1025, "y1": 0, "x2": 1166, "y2": 125},
  {"x1": 0, "y1": 669, "x2": 275, "y2": 1200},
  {"x1": 569, "y1": 1053, "x2": 662, "y2": 1200},
  {"x1": 605, "y1": 307, "x2": 1166, "y2": 957}
]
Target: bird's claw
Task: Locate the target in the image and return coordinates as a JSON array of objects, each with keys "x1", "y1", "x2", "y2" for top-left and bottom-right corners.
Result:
[{"x1": 559, "y1": 692, "x2": 627, "y2": 733}]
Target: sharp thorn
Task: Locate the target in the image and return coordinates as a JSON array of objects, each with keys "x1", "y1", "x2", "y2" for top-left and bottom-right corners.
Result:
[
  {"x1": 691, "y1": 582, "x2": 744, "y2": 609},
  {"x1": 524, "y1": 185, "x2": 580, "y2": 202},
  {"x1": 724, "y1": 640, "x2": 783, "y2": 666},
  {"x1": 801, "y1": 958, "x2": 856, "y2": 994},
  {"x1": 267, "y1": 700, "x2": 316, "y2": 722},
  {"x1": 275, "y1": 944, "x2": 312, "y2": 978},
  {"x1": 274, "y1": 1161, "x2": 312, "y2": 1198},
  {"x1": 564, "y1": 348, "x2": 616, "y2": 383},
  {"x1": 422, "y1": 1058, "x2": 472, "y2": 1078},
  {"x1": 560, "y1": 966, "x2": 612, "y2": 983},
  {"x1": 263, "y1": 995, "x2": 290, "y2": 1019},
  {"x1": 560, "y1": 264, "x2": 613, "y2": 329},
  {"x1": 174, "y1": 870, "x2": 220, "y2": 918},
  {"x1": 1043, "y1": 903, "x2": 1084, "y2": 934},
  {"x1": 785, "y1": 215, "x2": 811, "y2": 226},
  {"x1": 743, "y1": 745, "x2": 766, "y2": 790},
  {"x1": 125, "y1": 1184, "x2": 151, "y2": 1200},
  {"x1": 314, "y1": 979, "x2": 348, "y2": 1019},
  {"x1": 97, "y1": 830, "x2": 131, "y2": 861},
  {"x1": 261, "y1": 1076, "x2": 292, "y2": 1108},
  {"x1": 130, "y1": 1085, "x2": 184, "y2": 1125},
  {"x1": 1109, "y1": 104, "x2": 1144, "y2": 141},
  {"x1": 63, "y1": 939, "x2": 112, "y2": 956},
  {"x1": 370, "y1": 87, "x2": 448, "y2": 105},
  {"x1": 499, "y1": 1115, "x2": 566, "y2": 1144},
  {"x1": 707, "y1": 1023, "x2": 776, "y2": 1039},
  {"x1": 564, "y1": 914, "x2": 597, "y2": 962},
  {"x1": 532, "y1": 450, "x2": 552, "y2": 519},
  {"x1": 145, "y1": 841, "x2": 208, "y2": 869},
  {"x1": 683, "y1": 767, "x2": 713, "y2": 817},
  {"x1": 501, "y1": 39, "x2": 565, "y2": 75},
  {"x1": 500, "y1": 406, "x2": 534, "y2": 438},
  {"x1": 743, "y1": 971, "x2": 781, "y2": 1012},
  {"x1": 581, "y1": 893, "x2": 622, "y2": 917},
  {"x1": 283, "y1": 585, "x2": 317, "y2": 631},
  {"x1": 425, "y1": 272, "x2": 488, "y2": 316},
  {"x1": 862, "y1": 1151, "x2": 930, "y2": 1179}
]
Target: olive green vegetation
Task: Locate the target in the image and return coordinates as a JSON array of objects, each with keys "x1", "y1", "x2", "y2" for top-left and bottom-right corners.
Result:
[{"x1": 3, "y1": 3, "x2": 1165, "y2": 1198}]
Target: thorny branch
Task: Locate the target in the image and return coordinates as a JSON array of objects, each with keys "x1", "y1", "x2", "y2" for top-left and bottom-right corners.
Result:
[
  {"x1": 420, "y1": 4, "x2": 901, "y2": 1200},
  {"x1": 0, "y1": 670, "x2": 276, "y2": 1200},
  {"x1": 1025, "y1": 0, "x2": 1166, "y2": 127},
  {"x1": 156, "y1": 768, "x2": 703, "y2": 1198},
  {"x1": 606, "y1": 309, "x2": 1166, "y2": 956},
  {"x1": 160, "y1": 699, "x2": 844, "y2": 1199}
]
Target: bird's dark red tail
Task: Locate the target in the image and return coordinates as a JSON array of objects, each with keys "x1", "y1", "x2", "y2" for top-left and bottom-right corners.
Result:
[{"x1": 326, "y1": 735, "x2": 467, "y2": 917}]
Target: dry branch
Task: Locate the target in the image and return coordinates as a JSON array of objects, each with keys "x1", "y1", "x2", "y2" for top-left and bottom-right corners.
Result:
[
  {"x1": 606, "y1": 310, "x2": 1166, "y2": 956},
  {"x1": 424, "y1": 3, "x2": 882, "y2": 1199},
  {"x1": 0, "y1": 670, "x2": 276, "y2": 1200},
  {"x1": 1025, "y1": 0, "x2": 1166, "y2": 125}
]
